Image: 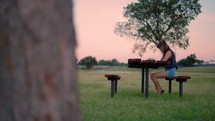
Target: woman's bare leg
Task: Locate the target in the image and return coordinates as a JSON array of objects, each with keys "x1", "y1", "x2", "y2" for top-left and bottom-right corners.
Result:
[{"x1": 150, "y1": 71, "x2": 168, "y2": 95}]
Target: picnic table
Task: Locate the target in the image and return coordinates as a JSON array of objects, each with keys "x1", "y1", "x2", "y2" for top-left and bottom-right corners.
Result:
[{"x1": 128, "y1": 59, "x2": 167, "y2": 98}]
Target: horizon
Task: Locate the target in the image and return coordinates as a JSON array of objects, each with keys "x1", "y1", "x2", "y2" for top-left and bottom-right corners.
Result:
[{"x1": 74, "y1": 0, "x2": 215, "y2": 63}]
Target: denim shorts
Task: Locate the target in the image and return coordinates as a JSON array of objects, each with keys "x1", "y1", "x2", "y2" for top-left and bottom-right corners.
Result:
[{"x1": 165, "y1": 68, "x2": 176, "y2": 77}]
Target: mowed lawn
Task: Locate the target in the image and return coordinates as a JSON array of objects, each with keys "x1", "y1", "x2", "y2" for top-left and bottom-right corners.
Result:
[{"x1": 78, "y1": 66, "x2": 215, "y2": 121}]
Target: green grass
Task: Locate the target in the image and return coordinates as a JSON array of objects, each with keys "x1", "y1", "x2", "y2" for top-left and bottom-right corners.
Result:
[{"x1": 78, "y1": 66, "x2": 215, "y2": 121}]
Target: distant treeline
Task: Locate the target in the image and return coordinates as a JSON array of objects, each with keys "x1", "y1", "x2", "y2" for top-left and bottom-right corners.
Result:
[
  {"x1": 78, "y1": 54, "x2": 206, "y2": 69},
  {"x1": 78, "y1": 56, "x2": 127, "y2": 69},
  {"x1": 97, "y1": 59, "x2": 127, "y2": 66}
]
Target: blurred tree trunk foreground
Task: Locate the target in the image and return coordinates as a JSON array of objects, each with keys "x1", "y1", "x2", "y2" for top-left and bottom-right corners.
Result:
[{"x1": 0, "y1": 0, "x2": 81, "y2": 121}]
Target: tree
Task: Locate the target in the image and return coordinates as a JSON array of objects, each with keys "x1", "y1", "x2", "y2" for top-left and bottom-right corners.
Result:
[
  {"x1": 0, "y1": 0, "x2": 81, "y2": 121},
  {"x1": 110, "y1": 59, "x2": 120, "y2": 66},
  {"x1": 98, "y1": 59, "x2": 108, "y2": 66},
  {"x1": 79, "y1": 56, "x2": 98, "y2": 69},
  {"x1": 178, "y1": 54, "x2": 204, "y2": 66},
  {"x1": 115, "y1": 0, "x2": 201, "y2": 56},
  {"x1": 98, "y1": 59, "x2": 125, "y2": 66},
  {"x1": 98, "y1": 59, "x2": 117, "y2": 66}
]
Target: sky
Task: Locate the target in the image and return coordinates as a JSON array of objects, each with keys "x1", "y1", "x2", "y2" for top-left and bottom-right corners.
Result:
[{"x1": 74, "y1": 0, "x2": 215, "y2": 63}]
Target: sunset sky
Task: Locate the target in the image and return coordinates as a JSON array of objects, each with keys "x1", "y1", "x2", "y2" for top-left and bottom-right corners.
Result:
[{"x1": 74, "y1": 0, "x2": 215, "y2": 63}]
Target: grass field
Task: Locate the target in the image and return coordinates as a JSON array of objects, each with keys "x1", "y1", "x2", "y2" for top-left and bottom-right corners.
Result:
[{"x1": 78, "y1": 66, "x2": 215, "y2": 121}]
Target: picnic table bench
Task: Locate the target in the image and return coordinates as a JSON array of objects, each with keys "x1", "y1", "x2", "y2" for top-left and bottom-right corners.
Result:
[
  {"x1": 166, "y1": 76, "x2": 191, "y2": 97},
  {"x1": 104, "y1": 74, "x2": 121, "y2": 97}
]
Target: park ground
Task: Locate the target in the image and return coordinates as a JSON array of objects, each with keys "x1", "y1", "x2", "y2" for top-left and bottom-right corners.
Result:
[{"x1": 78, "y1": 66, "x2": 215, "y2": 121}]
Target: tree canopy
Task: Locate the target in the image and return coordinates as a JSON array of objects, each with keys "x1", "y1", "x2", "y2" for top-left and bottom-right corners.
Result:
[
  {"x1": 79, "y1": 56, "x2": 98, "y2": 69},
  {"x1": 178, "y1": 54, "x2": 204, "y2": 67},
  {"x1": 115, "y1": 0, "x2": 201, "y2": 56}
]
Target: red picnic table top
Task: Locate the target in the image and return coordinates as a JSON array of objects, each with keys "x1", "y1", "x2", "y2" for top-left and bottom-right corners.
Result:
[{"x1": 128, "y1": 58, "x2": 167, "y2": 68}]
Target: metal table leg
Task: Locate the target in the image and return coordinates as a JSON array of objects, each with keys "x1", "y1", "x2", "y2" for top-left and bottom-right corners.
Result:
[
  {"x1": 169, "y1": 80, "x2": 172, "y2": 94},
  {"x1": 179, "y1": 81, "x2": 183, "y2": 97},
  {"x1": 115, "y1": 80, "x2": 118, "y2": 93},
  {"x1": 141, "y1": 68, "x2": 144, "y2": 93},
  {"x1": 111, "y1": 80, "x2": 115, "y2": 97},
  {"x1": 145, "y1": 68, "x2": 149, "y2": 98}
]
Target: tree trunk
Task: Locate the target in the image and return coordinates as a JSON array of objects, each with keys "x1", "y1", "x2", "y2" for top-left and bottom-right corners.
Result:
[{"x1": 0, "y1": 0, "x2": 81, "y2": 121}]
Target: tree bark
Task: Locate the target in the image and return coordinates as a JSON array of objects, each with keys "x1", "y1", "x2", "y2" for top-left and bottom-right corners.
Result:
[{"x1": 0, "y1": 0, "x2": 81, "y2": 121}]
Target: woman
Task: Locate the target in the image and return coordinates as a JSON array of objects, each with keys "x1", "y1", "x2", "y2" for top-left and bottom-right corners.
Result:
[{"x1": 150, "y1": 40, "x2": 178, "y2": 96}]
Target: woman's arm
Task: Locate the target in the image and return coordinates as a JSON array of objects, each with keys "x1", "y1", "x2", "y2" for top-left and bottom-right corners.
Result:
[{"x1": 161, "y1": 51, "x2": 172, "y2": 61}]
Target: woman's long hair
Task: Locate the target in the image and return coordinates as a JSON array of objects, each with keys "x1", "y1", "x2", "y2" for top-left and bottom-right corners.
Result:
[{"x1": 157, "y1": 40, "x2": 175, "y2": 59}]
